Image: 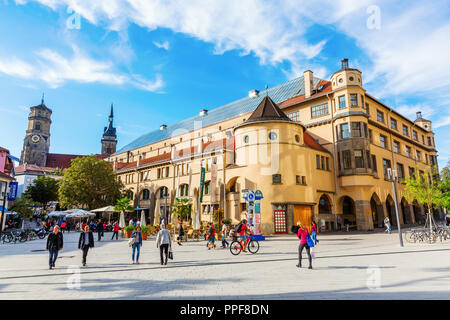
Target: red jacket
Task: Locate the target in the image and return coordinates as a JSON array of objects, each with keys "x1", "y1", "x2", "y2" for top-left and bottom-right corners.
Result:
[
  {"x1": 297, "y1": 227, "x2": 309, "y2": 245},
  {"x1": 113, "y1": 224, "x2": 119, "y2": 232}
]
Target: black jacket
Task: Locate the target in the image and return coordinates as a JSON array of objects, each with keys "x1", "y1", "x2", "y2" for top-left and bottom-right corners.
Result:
[
  {"x1": 46, "y1": 232, "x2": 63, "y2": 250},
  {"x1": 178, "y1": 225, "x2": 184, "y2": 236},
  {"x1": 96, "y1": 222, "x2": 103, "y2": 232},
  {"x1": 78, "y1": 231, "x2": 95, "y2": 249}
]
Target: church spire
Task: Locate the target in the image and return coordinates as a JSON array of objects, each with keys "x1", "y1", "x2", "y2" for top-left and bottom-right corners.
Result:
[
  {"x1": 41, "y1": 92, "x2": 45, "y2": 105},
  {"x1": 109, "y1": 103, "x2": 114, "y2": 119}
]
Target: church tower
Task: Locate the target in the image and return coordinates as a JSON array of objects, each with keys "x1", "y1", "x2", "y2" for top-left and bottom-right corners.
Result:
[
  {"x1": 20, "y1": 96, "x2": 52, "y2": 166},
  {"x1": 101, "y1": 103, "x2": 117, "y2": 156}
]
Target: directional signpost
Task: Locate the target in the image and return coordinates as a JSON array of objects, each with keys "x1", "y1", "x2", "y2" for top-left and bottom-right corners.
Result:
[{"x1": 242, "y1": 189, "x2": 263, "y2": 235}]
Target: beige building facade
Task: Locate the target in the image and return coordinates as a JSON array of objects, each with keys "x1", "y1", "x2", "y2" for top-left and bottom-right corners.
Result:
[{"x1": 108, "y1": 59, "x2": 438, "y2": 235}]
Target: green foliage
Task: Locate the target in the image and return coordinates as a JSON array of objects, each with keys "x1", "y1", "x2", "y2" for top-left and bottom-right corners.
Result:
[
  {"x1": 58, "y1": 155, "x2": 124, "y2": 210},
  {"x1": 402, "y1": 165, "x2": 443, "y2": 212},
  {"x1": 440, "y1": 161, "x2": 450, "y2": 210},
  {"x1": 10, "y1": 195, "x2": 39, "y2": 219},
  {"x1": 213, "y1": 209, "x2": 224, "y2": 231},
  {"x1": 171, "y1": 198, "x2": 191, "y2": 222},
  {"x1": 114, "y1": 197, "x2": 134, "y2": 213},
  {"x1": 23, "y1": 176, "x2": 59, "y2": 209},
  {"x1": 124, "y1": 225, "x2": 135, "y2": 232},
  {"x1": 223, "y1": 218, "x2": 232, "y2": 225},
  {"x1": 140, "y1": 225, "x2": 149, "y2": 234}
]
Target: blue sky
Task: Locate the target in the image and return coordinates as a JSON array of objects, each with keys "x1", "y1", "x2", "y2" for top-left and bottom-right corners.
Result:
[{"x1": 0, "y1": 0, "x2": 449, "y2": 169}]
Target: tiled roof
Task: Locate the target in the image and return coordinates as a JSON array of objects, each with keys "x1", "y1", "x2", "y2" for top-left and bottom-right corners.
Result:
[
  {"x1": 279, "y1": 80, "x2": 332, "y2": 109},
  {"x1": 15, "y1": 163, "x2": 55, "y2": 174},
  {"x1": 303, "y1": 131, "x2": 329, "y2": 153},
  {"x1": 115, "y1": 138, "x2": 235, "y2": 172},
  {"x1": 0, "y1": 171, "x2": 14, "y2": 181},
  {"x1": 246, "y1": 96, "x2": 291, "y2": 123},
  {"x1": 0, "y1": 147, "x2": 10, "y2": 153},
  {"x1": 116, "y1": 75, "x2": 323, "y2": 154},
  {"x1": 46, "y1": 153, "x2": 107, "y2": 169}
]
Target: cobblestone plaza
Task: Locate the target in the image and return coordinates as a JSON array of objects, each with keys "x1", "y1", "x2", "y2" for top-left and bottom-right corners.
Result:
[{"x1": 0, "y1": 231, "x2": 449, "y2": 299}]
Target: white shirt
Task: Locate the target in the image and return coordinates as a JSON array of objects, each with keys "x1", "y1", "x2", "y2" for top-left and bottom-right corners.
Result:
[
  {"x1": 156, "y1": 229, "x2": 172, "y2": 246},
  {"x1": 222, "y1": 224, "x2": 227, "y2": 234}
]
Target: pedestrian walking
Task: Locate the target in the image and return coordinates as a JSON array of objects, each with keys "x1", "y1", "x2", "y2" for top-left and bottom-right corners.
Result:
[
  {"x1": 220, "y1": 221, "x2": 229, "y2": 248},
  {"x1": 131, "y1": 226, "x2": 143, "y2": 264},
  {"x1": 156, "y1": 224, "x2": 172, "y2": 265},
  {"x1": 337, "y1": 216, "x2": 342, "y2": 231},
  {"x1": 311, "y1": 221, "x2": 319, "y2": 245},
  {"x1": 445, "y1": 213, "x2": 450, "y2": 226},
  {"x1": 384, "y1": 216, "x2": 392, "y2": 234},
  {"x1": 78, "y1": 226, "x2": 94, "y2": 267},
  {"x1": 207, "y1": 222, "x2": 216, "y2": 250},
  {"x1": 296, "y1": 222, "x2": 313, "y2": 269},
  {"x1": 60, "y1": 221, "x2": 67, "y2": 233},
  {"x1": 111, "y1": 221, "x2": 119, "y2": 240},
  {"x1": 97, "y1": 220, "x2": 103, "y2": 241},
  {"x1": 177, "y1": 221, "x2": 184, "y2": 246},
  {"x1": 46, "y1": 225, "x2": 63, "y2": 270}
]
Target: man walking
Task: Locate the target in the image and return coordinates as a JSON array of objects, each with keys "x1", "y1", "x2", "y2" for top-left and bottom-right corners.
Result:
[
  {"x1": 78, "y1": 226, "x2": 95, "y2": 267},
  {"x1": 220, "y1": 221, "x2": 229, "y2": 248},
  {"x1": 111, "y1": 221, "x2": 119, "y2": 240},
  {"x1": 156, "y1": 224, "x2": 172, "y2": 265},
  {"x1": 384, "y1": 216, "x2": 392, "y2": 234},
  {"x1": 96, "y1": 220, "x2": 103, "y2": 241},
  {"x1": 46, "y1": 225, "x2": 63, "y2": 270}
]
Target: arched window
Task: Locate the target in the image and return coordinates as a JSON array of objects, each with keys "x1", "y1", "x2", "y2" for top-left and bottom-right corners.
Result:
[
  {"x1": 179, "y1": 184, "x2": 189, "y2": 197},
  {"x1": 127, "y1": 190, "x2": 134, "y2": 200},
  {"x1": 319, "y1": 195, "x2": 332, "y2": 214},
  {"x1": 160, "y1": 187, "x2": 169, "y2": 198},
  {"x1": 142, "y1": 189, "x2": 150, "y2": 200},
  {"x1": 204, "y1": 181, "x2": 210, "y2": 195}
]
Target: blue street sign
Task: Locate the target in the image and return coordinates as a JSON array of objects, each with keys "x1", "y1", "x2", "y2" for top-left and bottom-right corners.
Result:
[
  {"x1": 255, "y1": 190, "x2": 263, "y2": 200},
  {"x1": 7, "y1": 182, "x2": 18, "y2": 201}
]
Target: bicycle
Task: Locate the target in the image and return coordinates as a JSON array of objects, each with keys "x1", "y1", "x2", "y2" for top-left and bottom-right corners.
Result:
[{"x1": 229, "y1": 234, "x2": 260, "y2": 255}]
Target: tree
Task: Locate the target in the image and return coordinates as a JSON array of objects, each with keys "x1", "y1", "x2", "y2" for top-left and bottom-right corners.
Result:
[
  {"x1": 23, "y1": 176, "x2": 59, "y2": 210},
  {"x1": 58, "y1": 155, "x2": 124, "y2": 210},
  {"x1": 171, "y1": 198, "x2": 191, "y2": 222},
  {"x1": 402, "y1": 165, "x2": 444, "y2": 236},
  {"x1": 114, "y1": 197, "x2": 134, "y2": 213},
  {"x1": 10, "y1": 195, "x2": 39, "y2": 220},
  {"x1": 440, "y1": 161, "x2": 450, "y2": 211}
]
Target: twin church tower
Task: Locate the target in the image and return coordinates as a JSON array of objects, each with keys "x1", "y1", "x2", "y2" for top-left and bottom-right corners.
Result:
[{"x1": 19, "y1": 98, "x2": 117, "y2": 167}]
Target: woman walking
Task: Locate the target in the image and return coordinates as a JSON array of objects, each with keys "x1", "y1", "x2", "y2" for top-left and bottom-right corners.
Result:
[
  {"x1": 384, "y1": 216, "x2": 392, "y2": 234},
  {"x1": 296, "y1": 222, "x2": 313, "y2": 269},
  {"x1": 177, "y1": 221, "x2": 184, "y2": 246},
  {"x1": 46, "y1": 225, "x2": 63, "y2": 269},
  {"x1": 78, "y1": 226, "x2": 94, "y2": 267},
  {"x1": 131, "y1": 226, "x2": 143, "y2": 264},
  {"x1": 156, "y1": 224, "x2": 172, "y2": 265},
  {"x1": 311, "y1": 221, "x2": 319, "y2": 245}
]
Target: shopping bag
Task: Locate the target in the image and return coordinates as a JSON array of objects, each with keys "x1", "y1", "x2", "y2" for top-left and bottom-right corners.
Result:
[
  {"x1": 310, "y1": 248, "x2": 316, "y2": 259},
  {"x1": 128, "y1": 237, "x2": 135, "y2": 247},
  {"x1": 306, "y1": 234, "x2": 315, "y2": 247},
  {"x1": 168, "y1": 251, "x2": 173, "y2": 260}
]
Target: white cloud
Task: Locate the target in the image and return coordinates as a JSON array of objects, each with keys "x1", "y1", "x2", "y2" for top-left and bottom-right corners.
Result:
[
  {"x1": 153, "y1": 41, "x2": 169, "y2": 50},
  {"x1": 0, "y1": 46, "x2": 164, "y2": 92}
]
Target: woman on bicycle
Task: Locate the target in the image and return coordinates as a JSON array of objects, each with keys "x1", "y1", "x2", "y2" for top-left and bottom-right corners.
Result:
[
  {"x1": 297, "y1": 222, "x2": 312, "y2": 269},
  {"x1": 237, "y1": 219, "x2": 251, "y2": 252}
]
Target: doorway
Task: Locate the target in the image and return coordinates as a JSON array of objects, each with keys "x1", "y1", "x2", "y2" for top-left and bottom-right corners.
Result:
[{"x1": 294, "y1": 205, "x2": 312, "y2": 232}]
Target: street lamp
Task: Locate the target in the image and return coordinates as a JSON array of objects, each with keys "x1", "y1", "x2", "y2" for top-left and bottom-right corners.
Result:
[{"x1": 387, "y1": 168, "x2": 404, "y2": 247}]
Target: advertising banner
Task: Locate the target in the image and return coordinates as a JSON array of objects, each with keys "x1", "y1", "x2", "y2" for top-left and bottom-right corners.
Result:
[{"x1": 199, "y1": 167, "x2": 206, "y2": 203}]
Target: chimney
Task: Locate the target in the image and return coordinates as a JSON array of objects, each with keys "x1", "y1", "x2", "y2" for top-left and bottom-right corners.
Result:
[
  {"x1": 248, "y1": 89, "x2": 259, "y2": 98},
  {"x1": 304, "y1": 70, "x2": 313, "y2": 99},
  {"x1": 416, "y1": 111, "x2": 422, "y2": 119},
  {"x1": 160, "y1": 124, "x2": 167, "y2": 131},
  {"x1": 199, "y1": 109, "x2": 208, "y2": 116},
  {"x1": 341, "y1": 58, "x2": 349, "y2": 69}
]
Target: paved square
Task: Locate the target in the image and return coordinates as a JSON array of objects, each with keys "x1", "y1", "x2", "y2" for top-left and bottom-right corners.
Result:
[{"x1": 0, "y1": 231, "x2": 449, "y2": 299}]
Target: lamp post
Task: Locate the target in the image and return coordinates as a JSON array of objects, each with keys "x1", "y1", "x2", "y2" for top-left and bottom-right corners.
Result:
[{"x1": 388, "y1": 168, "x2": 404, "y2": 247}]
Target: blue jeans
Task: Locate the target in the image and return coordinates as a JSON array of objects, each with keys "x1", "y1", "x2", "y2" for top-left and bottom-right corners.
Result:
[
  {"x1": 132, "y1": 243, "x2": 141, "y2": 261},
  {"x1": 311, "y1": 232, "x2": 317, "y2": 244},
  {"x1": 221, "y1": 235, "x2": 229, "y2": 247},
  {"x1": 49, "y1": 248, "x2": 58, "y2": 266}
]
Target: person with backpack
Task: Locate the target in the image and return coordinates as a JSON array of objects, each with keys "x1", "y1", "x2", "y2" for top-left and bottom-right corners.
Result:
[{"x1": 296, "y1": 222, "x2": 313, "y2": 269}]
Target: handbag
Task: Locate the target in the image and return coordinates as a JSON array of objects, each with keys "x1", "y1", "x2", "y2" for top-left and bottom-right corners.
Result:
[
  {"x1": 128, "y1": 237, "x2": 135, "y2": 247},
  {"x1": 310, "y1": 247, "x2": 316, "y2": 259},
  {"x1": 306, "y1": 234, "x2": 315, "y2": 247},
  {"x1": 168, "y1": 250, "x2": 173, "y2": 260}
]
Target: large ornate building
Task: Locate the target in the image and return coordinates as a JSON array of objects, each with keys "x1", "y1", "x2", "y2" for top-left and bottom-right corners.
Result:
[{"x1": 108, "y1": 59, "x2": 438, "y2": 235}]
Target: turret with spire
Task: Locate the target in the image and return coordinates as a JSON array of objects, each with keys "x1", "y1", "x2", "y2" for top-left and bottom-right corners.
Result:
[{"x1": 101, "y1": 103, "x2": 118, "y2": 156}]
